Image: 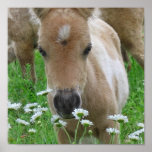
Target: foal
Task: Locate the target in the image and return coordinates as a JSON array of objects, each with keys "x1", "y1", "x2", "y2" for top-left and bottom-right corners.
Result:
[{"x1": 34, "y1": 8, "x2": 129, "y2": 144}]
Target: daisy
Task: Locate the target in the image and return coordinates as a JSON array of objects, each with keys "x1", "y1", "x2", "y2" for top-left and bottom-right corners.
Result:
[
  {"x1": 41, "y1": 107, "x2": 48, "y2": 112},
  {"x1": 16, "y1": 118, "x2": 30, "y2": 126},
  {"x1": 33, "y1": 107, "x2": 48, "y2": 113},
  {"x1": 24, "y1": 108, "x2": 32, "y2": 113},
  {"x1": 72, "y1": 108, "x2": 88, "y2": 119},
  {"x1": 130, "y1": 128, "x2": 144, "y2": 136},
  {"x1": 8, "y1": 102, "x2": 22, "y2": 110},
  {"x1": 51, "y1": 115, "x2": 60, "y2": 124},
  {"x1": 30, "y1": 111, "x2": 42, "y2": 123},
  {"x1": 107, "y1": 114, "x2": 128, "y2": 123},
  {"x1": 28, "y1": 128, "x2": 36, "y2": 133},
  {"x1": 106, "y1": 128, "x2": 120, "y2": 135},
  {"x1": 80, "y1": 119, "x2": 93, "y2": 127},
  {"x1": 128, "y1": 134, "x2": 140, "y2": 141},
  {"x1": 36, "y1": 88, "x2": 53, "y2": 96},
  {"x1": 24, "y1": 103, "x2": 38, "y2": 109},
  {"x1": 55, "y1": 120, "x2": 67, "y2": 128},
  {"x1": 137, "y1": 123, "x2": 144, "y2": 128}
]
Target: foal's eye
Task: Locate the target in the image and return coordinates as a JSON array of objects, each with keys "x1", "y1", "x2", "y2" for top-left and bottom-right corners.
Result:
[
  {"x1": 83, "y1": 43, "x2": 92, "y2": 55},
  {"x1": 38, "y1": 46, "x2": 47, "y2": 57}
]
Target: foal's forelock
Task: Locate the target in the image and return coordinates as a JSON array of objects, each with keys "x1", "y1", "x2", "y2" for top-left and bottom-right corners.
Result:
[{"x1": 57, "y1": 24, "x2": 71, "y2": 45}]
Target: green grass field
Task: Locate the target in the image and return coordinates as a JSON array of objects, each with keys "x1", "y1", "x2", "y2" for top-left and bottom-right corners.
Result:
[{"x1": 8, "y1": 50, "x2": 144, "y2": 144}]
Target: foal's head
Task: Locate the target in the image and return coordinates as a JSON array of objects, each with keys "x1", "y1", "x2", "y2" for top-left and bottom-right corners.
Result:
[{"x1": 34, "y1": 8, "x2": 93, "y2": 119}]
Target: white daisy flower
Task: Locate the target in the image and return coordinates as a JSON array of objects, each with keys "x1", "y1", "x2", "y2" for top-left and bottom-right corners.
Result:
[
  {"x1": 130, "y1": 128, "x2": 144, "y2": 136},
  {"x1": 128, "y1": 134, "x2": 140, "y2": 141},
  {"x1": 24, "y1": 108, "x2": 33, "y2": 113},
  {"x1": 137, "y1": 123, "x2": 144, "y2": 128},
  {"x1": 41, "y1": 107, "x2": 48, "y2": 111},
  {"x1": 30, "y1": 111, "x2": 42, "y2": 123},
  {"x1": 8, "y1": 123, "x2": 11, "y2": 129},
  {"x1": 8, "y1": 102, "x2": 22, "y2": 110},
  {"x1": 80, "y1": 119, "x2": 93, "y2": 127},
  {"x1": 107, "y1": 114, "x2": 128, "y2": 123},
  {"x1": 51, "y1": 115, "x2": 60, "y2": 124},
  {"x1": 106, "y1": 128, "x2": 120, "y2": 135},
  {"x1": 16, "y1": 118, "x2": 30, "y2": 126},
  {"x1": 55, "y1": 120, "x2": 67, "y2": 128},
  {"x1": 37, "y1": 88, "x2": 53, "y2": 96},
  {"x1": 59, "y1": 120, "x2": 67, "y2": 127},
  {"x1": 28, "y1": 128, "x2": 36, "y2": 133},
  {"x1": 33, "y1": 107, "x2": 48, "y2": 113},
  {"x1": 72, "y1": 108, "x2": 88, "y2": 119},
  {"x1": 24, "y1": 103, "x2": 38, "y2": 109}
]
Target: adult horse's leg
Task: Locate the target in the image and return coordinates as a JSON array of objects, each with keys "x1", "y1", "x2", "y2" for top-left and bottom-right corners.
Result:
[
  {"x1": 15, "y1": 41, "x2": 36, "y2": 83},
  {"x1": 8, "y1": 38, "x2": 16, "y2": 64},
  {"x1": 8, "y1": 44, "x2": 16, "y2": 64}
]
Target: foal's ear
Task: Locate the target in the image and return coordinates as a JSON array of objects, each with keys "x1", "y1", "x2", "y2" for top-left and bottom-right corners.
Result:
[
  {"x1": 74, "y1": 8, "x2": 94, "y2": 20},
  {"x1": 33, "y1": 8, "x2": 51, "y2": 20}
]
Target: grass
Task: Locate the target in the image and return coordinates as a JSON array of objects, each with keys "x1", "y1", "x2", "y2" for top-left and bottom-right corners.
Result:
[
  {"x1": 8, "y1": 50, "x2": 144, "y2": 144},
  {"x1": 121, "y1": 57, "x2": 144, "y2": 144}
]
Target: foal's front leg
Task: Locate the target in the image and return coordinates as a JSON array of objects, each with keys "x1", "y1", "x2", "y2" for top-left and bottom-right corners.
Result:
[
  {"x1": 57, "y1": 128, "x2": 74, "y2": 144},
  {"x1": 99, "y1": 121, "x2": 120, "y2": 144}
]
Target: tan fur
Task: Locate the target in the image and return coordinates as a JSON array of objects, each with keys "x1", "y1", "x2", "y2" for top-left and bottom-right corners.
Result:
[
  {"x1": 100, "y1": 8, "x2": 144, "y2": 69},
  {"x1": 8, "y1": 38, "x2": 16, "y2": 63},
  {"x1": 33, "y1": 8, "x2": 51, "y2": 20},
  {"x1": 8, "y1": 8, "x2": 144, "y2": 85},
  {"x1": 89, "y1": 17, "x2": 122, "y2": 61},
  {"x1": 112, "y1": 76, "x2": 119, "y2": 102},
  {"x1": 8, "y1": 8, "x2": 129, "y2": 144},
  {"x1": 35, "y1": 8, "x2": 128, "y2": 144},
  {"x1": 8, "y1": 8, "x2": 39, "y2": 82},
  {"x1": 37, "y1": 9, "x2": 90, "y2": 90}
]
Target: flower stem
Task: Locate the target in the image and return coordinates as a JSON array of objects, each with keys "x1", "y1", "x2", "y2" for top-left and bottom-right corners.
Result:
[
  {"x1": 109, "y1": 121, "x2": 117, "y2": 144},
  {"x1": 74, "y1": 119, "x2": 80, "y2": 143},
  {"x1": 55, "y1": 129, "x2": 59, "y2": 143},
  {"x1": 111, "y1": 134, "x2": 114, "y2": 144},
  {"x1": 62, "y1": 127, "x2": 72, "y2": 144},
  {"x1": 111, "y1": 121, "x2": 117, "y2": 144},
  {"x1": 79, "y1": 127, "x2": 87, "y2": 143},
  {"x1": 109, "y1": 134, "x2": 113, "y2": 144}
]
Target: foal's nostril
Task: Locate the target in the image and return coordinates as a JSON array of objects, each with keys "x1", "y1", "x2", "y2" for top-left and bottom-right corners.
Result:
[
  {"x1": 73, "y1": 93, "x2": 80, "y2": 108},
  {"x1": 54, "y1": 95, "x2": 61, "y2": 110},
  {"x1": 53, "y1": 89, "x2": 81, "y2": 117}
]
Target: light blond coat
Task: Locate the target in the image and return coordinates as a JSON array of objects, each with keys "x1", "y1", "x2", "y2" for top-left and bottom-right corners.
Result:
[{"x1": 34, "y1": 8, "x2": 129, "y2": 144}]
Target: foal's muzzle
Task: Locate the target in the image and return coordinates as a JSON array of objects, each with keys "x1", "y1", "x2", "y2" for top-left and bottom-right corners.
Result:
[{"x1": 53, "y1": 89, "x2": 82, "y2": 119}]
